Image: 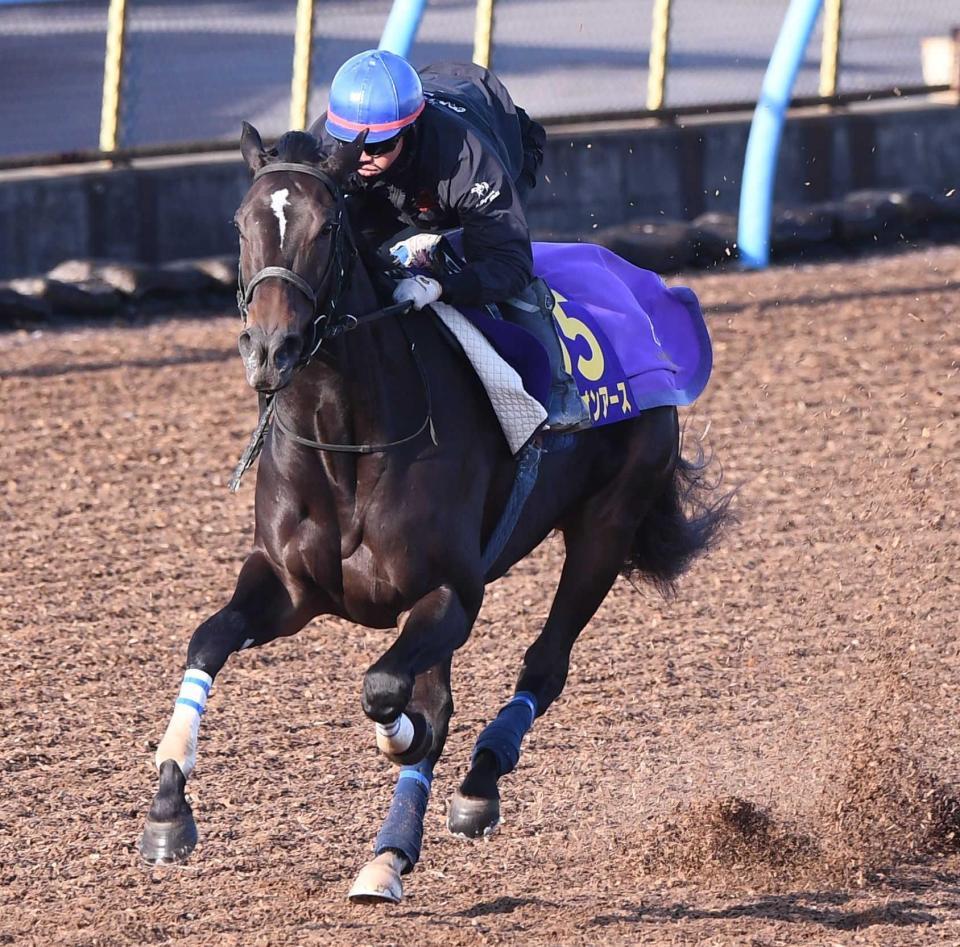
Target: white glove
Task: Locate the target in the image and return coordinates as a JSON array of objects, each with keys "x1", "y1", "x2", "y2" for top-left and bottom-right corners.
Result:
[
  {"x1": 390, "y1": 232, "x2": 442, "y2": 268},
  {"x1": 393, "y1": 275, "x2": 442, "y2": 311}
]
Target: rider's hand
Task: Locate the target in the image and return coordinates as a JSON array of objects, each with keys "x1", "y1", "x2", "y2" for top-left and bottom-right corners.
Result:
[
  {"x1": 393, "y1": 276, "x2": 442, "y2": 311},
  {"x1": 389, "y1": 233, "x2": 442, "y2": 268}
]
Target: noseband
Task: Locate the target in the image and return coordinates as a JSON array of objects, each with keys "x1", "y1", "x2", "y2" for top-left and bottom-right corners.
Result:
[
  {"x1": 228, "y1": 159, "x2": 435, "y2": 490},
  {"x1": 236, "y1": 161, "x2": 353, "y2": 364}
]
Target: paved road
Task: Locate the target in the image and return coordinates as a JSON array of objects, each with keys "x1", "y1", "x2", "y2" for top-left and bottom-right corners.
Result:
[{"x1": 0, "y1": 0, "x2": 955, "y2": 158}]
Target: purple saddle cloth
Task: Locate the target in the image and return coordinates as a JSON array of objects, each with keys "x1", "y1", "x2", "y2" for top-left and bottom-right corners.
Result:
[{"x1": 456, "y1": 242, "x2": 712, "y2": 428}]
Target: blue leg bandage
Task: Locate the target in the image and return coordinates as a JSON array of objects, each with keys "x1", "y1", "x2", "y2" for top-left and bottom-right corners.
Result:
[
  {"x1": 471, "y1": 691, "x2": 538, "y2": 776},
  {"x1": 373, "y1": 759, "x2": 433, "y2": 868}
]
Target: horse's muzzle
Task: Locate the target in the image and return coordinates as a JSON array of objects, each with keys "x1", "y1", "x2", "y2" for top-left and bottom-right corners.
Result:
[{"x1": 238, "y1": 325, "x2": 302, "y2": 391}]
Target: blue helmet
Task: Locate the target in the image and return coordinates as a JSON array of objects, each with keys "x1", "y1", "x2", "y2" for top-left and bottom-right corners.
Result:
[{"x1": 325, "y1": 49, "x2": 425, "y2": 144}]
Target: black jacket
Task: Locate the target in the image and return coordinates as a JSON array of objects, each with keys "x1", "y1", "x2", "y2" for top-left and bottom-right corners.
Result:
[{"x1": 310, "y1": 62, "x2": 537, "y2": 307}]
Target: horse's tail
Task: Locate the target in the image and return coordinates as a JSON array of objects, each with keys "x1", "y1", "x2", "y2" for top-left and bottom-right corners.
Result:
[{"x1": 622, "y1": 440, "x2": 734, "y2": 596}]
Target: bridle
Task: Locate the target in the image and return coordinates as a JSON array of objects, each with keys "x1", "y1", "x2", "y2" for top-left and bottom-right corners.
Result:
[
  {"x1": 228, "y1": 159, "x2": 435, "y2": 490},
  {"x1": 237, "y1": 161, "x2": 355, "y2": 364}
]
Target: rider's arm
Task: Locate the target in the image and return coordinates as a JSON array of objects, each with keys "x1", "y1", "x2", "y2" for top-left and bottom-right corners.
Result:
[{"x1": 437, "y1": 137, "x2": 533, "y2": 307}]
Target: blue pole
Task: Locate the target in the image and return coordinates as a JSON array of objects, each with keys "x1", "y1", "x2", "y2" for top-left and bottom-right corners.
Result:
[
  {"x1": 379, "y1": 0, "x2": 429, "y2": 58},
  {"x1": 738, "y1": 0, "x2": 825, "y2": 269}
]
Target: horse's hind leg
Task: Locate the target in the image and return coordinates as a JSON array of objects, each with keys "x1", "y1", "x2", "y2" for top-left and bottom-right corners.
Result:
[
  {"x1": 447, "y1": 529, "x2": 631, "y2": 837},
  {"x1": 139, "y1": 551, "x2": 316, "y2": 864},
  {"x1": 450, "y1": 411, "x2": 677, "y2": 838},
  {"x1": 349, "y1": 658, "x2": 454, "y2": 904}
]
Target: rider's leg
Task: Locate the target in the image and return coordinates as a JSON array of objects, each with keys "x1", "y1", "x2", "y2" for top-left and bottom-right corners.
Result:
[
  {"x1": 499, "y1": 279, "x2": 592, "y2": 433},
  {"x1": 502, "y1": 111, "x2": 590, "y2": 432}
]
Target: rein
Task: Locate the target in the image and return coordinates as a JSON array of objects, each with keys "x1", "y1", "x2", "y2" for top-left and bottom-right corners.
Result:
[
  {"x1": 229, "y1": 160, "x2": 435, "y2": 489},
  {"x1": 271, "y1": 317, "x2": 437, "y2": 455}
]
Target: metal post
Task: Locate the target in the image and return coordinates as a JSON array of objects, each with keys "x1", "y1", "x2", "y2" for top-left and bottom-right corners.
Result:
[
  {"x1": 818, "y1": 0, "x2": 843, "y2": 98},
  {"x1": 738, "y1": 0, "x2": 825, "y2": 269},
  {"x1": 954, "y1": 27, "x2": 960, "y2": 94},
  {"x1": 290, "y1": 0, "x2": 316, "y2": 131},
  {"x1": 647, "y1": 0, "x2": 673, "y2": 111},
  {"x1": 473, "y1": 0, "x2": 496, "y2": 70},
  {"x1": 99, "y1": 0, "x2": 129, "y2": 152},
  {"x1": 380, "y1": 0, "x2": 429, "y2": 57}
]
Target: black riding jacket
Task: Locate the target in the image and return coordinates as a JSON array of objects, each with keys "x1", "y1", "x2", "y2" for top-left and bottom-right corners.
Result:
[{"x1": 310, "y1": 62, "x2": 538, "y2": 307}]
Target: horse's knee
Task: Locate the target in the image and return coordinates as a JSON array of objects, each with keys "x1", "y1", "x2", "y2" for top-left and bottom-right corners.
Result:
[
  {"x1": 362, "y1": 664, "x2": 414, "y2": 724},
  {"x1": 186, "y1": 609, "x2": 248, "y2": 676},
  {"x1": 518, "y1": 640, "x2": 570, "y2": 707}
]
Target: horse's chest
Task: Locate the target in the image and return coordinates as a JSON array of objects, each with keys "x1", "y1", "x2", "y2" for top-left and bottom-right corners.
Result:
[{"x1": 339, "y1": 539, "x2": 414, "y2": 625}]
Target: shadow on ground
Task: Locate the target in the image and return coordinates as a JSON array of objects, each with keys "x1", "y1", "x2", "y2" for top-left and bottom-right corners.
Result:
[{"x1": 589, "y1": 870, "x2": 960, "y2": 933}]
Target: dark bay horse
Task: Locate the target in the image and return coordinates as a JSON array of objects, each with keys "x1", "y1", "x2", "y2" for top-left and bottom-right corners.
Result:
[{"x1": 139, "y1": 124, "x2": 729, "y2": 903}]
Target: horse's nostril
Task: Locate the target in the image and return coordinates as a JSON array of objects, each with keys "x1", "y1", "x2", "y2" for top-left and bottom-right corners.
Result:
[
  {"x1": 237, "y1": 331, "x2": 254, "y2": 361},
  {"x1": 273, "y1": 335, "x2": 301, "y2": 372}
]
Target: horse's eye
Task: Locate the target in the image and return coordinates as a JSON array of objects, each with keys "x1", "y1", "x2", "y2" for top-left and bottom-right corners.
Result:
[{"x1": 320, "y1": 222, "x2": 334, "y2": 237}]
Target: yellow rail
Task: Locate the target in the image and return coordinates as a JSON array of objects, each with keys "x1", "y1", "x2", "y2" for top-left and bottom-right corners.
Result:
[
  {"x1": 290, "y1": 0, "x2": 316, "y2": 131},
  {"x1": 647, "y1": 0, "x2": 673, "y2": 111},
  {"x1": 819, "y1": 0, "x2": 843, "y2": 98},
  {"x1": 99, "y1": 0, "x2": 129, "y2": 153},
  {"x1": 473, "y1": 0, "x2": 496, "y2": 70}
]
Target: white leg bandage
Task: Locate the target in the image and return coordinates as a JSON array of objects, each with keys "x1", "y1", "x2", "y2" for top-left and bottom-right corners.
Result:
[
  {"x1": 376, "y1": 714, "x2": 415, "y2": 756},
  {"x1": 155, "y1": 670, "x2": 213, "y2": 778}
]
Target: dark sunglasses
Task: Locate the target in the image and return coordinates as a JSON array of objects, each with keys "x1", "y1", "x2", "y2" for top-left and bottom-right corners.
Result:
[{"x1": 362, "y1": 133, "x2": 403, "y2": 157}]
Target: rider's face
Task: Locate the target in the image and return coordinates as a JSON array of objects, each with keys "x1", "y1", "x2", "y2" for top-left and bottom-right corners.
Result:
[{"x1": 356, "y1": 134, "x2": 405, "y2": 178}]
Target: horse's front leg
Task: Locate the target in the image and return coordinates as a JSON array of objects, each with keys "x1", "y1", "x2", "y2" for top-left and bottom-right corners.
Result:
[
  {"x1": 361, "y1": 584, "x2": 479, "y2": 765},
  {"x1": 139, "y1": 551, "x2": 317, "y2": 864},
  {"x1": 348, "y1": 583, "x2": 479, "y2": 903},
  {"x1": 348, "y1": 659, "x2": 454, "y2": 903}
]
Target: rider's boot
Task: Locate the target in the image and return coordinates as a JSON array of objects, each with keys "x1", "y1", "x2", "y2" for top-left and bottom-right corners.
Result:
[{"x1": 501, "y1": 278, "x2": 592, "y2": 433}]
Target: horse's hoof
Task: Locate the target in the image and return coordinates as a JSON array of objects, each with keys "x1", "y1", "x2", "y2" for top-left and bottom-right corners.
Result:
[
  {"x1": 139, "y1": 812, "x2": 198, "y2": 865},
  {"x1": 381, "y1": 712, "x2": 433, "y2": 767},
  {"x1": 447, "y1": 789, "x2": 500, "y2": 839},
  {"x1": 348, "y1": 851, "x2": 405, "y2": 904}
]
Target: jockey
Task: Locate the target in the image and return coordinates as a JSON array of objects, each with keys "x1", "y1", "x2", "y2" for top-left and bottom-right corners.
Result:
[{"x1": 310, "y1": 50, "x2": 590, "y2": 434}]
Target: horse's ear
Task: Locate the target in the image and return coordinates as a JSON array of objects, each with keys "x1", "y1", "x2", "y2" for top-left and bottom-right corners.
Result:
[
  {"x1": 323, "y1": 129, "x2": 368, "y2": 182},
  {"x1": 240, "y1": 122, "x2": 267, "y2": 174}
]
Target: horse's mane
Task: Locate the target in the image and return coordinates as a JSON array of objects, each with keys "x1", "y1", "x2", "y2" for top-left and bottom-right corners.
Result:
[{"x1": 269, "y1": 131, "x2": 325, "y2": 166}]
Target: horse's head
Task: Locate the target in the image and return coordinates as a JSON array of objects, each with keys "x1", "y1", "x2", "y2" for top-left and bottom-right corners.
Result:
[{"x1": 234, "y1": 122, "x2": 367, "y2": 391}]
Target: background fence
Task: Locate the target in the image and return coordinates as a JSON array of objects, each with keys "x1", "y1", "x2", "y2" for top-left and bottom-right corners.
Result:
[{"x1": 0, "y1": 0, "x2": 956, "y2": 160}]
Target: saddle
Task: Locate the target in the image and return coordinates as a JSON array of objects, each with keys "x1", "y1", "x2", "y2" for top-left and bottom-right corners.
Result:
[{"x1": 426, "y1": 234, "x2": 713, "y2": 435}]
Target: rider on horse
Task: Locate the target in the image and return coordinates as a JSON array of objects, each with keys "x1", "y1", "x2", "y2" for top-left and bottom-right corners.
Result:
[{"x1": 310, "y1": 50, "x2": 591, "y2": 434}]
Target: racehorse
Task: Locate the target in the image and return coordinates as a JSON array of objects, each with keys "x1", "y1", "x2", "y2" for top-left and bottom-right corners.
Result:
[{"x1": 139, "y1": 124, "x2": 729, "y2": 903}]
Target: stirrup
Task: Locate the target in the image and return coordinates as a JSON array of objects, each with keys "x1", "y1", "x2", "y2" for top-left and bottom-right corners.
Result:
[{"x1": 545, "y1": 385, "x2": 591, "y2": 433}]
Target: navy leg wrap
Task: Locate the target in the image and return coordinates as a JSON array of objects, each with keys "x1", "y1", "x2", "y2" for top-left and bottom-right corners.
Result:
[
  {"x1": 471, "y1": 691, "x2": 538, "y2": 776},
  {"x1": 373, "y1": 759, "x2": 433, "y2": 868}
]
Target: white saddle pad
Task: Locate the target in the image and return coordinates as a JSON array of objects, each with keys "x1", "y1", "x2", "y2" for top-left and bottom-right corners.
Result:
[{"x1": 431, "y1": 301, "x2": 547, "y2": 454}]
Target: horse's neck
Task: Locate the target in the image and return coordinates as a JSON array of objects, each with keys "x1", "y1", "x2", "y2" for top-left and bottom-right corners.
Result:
[{"x1": 279, "y1": 260, "x2": 419, "y2": 482}]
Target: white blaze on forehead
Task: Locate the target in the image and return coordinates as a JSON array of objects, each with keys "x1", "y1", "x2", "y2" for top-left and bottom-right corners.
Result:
[{"x1": 270, "y1": 188, "x2": 291, "y2": 249}]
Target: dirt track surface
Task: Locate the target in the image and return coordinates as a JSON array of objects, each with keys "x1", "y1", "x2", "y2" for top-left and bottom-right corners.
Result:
[{"x1": 1, "y1": 245, "x2": 958, "y2": 945}]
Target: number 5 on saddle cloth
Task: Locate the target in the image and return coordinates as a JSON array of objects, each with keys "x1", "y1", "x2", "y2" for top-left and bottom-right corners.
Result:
[
  {"x1": 397, "y1": 229, "x2": 714, "y2": 435},
  {"x1": 424, "y1": 231, "x2": 589, "y2": 434}
]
